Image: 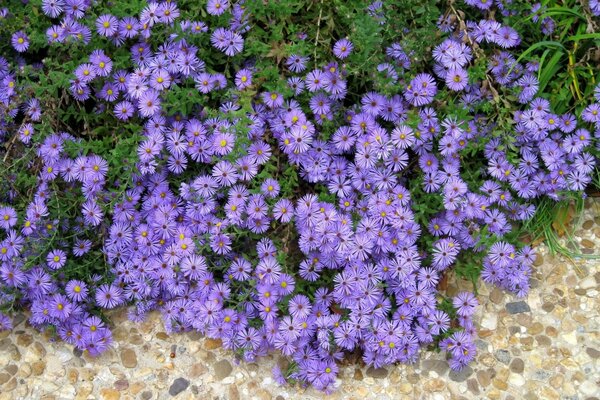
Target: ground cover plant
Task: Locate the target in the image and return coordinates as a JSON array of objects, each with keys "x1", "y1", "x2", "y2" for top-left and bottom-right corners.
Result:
[{"x1": 0, "y1": 0, "x2": 599, "y2": 392}]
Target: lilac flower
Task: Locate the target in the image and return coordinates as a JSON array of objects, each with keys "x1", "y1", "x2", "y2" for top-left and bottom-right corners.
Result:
[
  {"x1": 235, "y1": 68, "x2": 252, "y2": 89},
  {"x1": 287, "y1": 54, "x2": 309, "y2": 73},
  {"x1": 333, "y1": 38, "x2": 353, "y2": 59},
  {"x1": 207, "y1": 0, "x2": 229, "y2": 15},
  {"x1": 96, "y1": 15, "x2": 118, "y2": 36},
  {"x1": 405, "y1": 73, "x2": 437, "y2": 106},
  {"x1": 11, "y1": 31, "x2": 29, "y2": 52},
  {"x1": 47, "y1": 249, "x2": 67, "y2": 270},
  {"x1": 445, "y1": 68, "x2": 468, "y2": 91},
  {"x1": 95, "y1": 284, "x2": 123, "y2": 309},
  {"x1": 0, "y1": 206, "x2": 18, "y2": 230},
  {"x1": 452, "y1": 292, "x2": 478, "y2": 317}
]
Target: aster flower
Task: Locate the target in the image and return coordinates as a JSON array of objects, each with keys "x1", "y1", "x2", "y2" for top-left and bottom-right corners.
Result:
[
  {"x1": 333, "y1": 38, "x2": 353, "y2": 59},
  {"x1": 405, "y1": 73, "x2": 437, "y2": 106},
  {"x1": 445, "y1": 68, "x2": 468, "y2": 91},
  {"x1": 47, "y1": 249, "x2": 67, "y2": 270},
  {"x1": 287, "y1": 54, "x2": 309, "y2": 73},
  {"x1": 452, "y1": 292, "x2": 478, "y2": 317},
  {"x1": 95, "y1": 284, "x2": 123, "y2": 309},
  {"x1": 12, "y1": 31, "x2": 30, "y2": 52},
  {"x1": 96, "y1": 14, "x2": 118, "y2": 36},
  {"x1": 235, "y1": 68, "x2": 252, "y2": 89},
  {"x1": 0, "y1": 206, "x2": 18, "y2": 230},
  {"x1": 207, "y1": 0, "x2": 229, "y2": 15}
]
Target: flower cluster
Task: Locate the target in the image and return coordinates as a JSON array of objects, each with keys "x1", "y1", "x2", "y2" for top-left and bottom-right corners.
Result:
[{"x1": 0, "y1": 0, "x2": 598, "y2": 392}]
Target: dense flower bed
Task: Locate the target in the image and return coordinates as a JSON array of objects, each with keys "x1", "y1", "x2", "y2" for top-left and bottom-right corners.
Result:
[{"x1": 1, "y1": 0, "x2": 599, "y2": 392}]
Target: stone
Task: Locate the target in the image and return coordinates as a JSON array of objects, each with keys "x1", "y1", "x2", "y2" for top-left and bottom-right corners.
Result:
[
  {"x1": 366, "y1": 366, "x2": 388, "y2": 379},
  {"x1": 189, "y1": 362, "x2": 207, "y2": 378},
  {"x1": 533, "y1": 369, "x2": 551, "y2": 380},
  {"x1": 353, "y1": 368, "x2": 363, "y2": 381},
  {"x1": 120, "y1": 348, "x2": 137, "y2": 368},
  {"x1": 16, "y1": 334, "x2": 33, "y2": 347},
  {"x1": 168, "y1": 378, "x2": 189, "y2": 396},
  {"x1": 140, "y1": 391, "x2": 153, "y2": 400},
  {"x1": 581, "y1": 239, "x2": 595, "y2": 249},
  {"x1": 535, "y1": 335, "x2": 551, "y2": 346},
  {"x1": 100, "y1": 388, "x2": 120, "y2": 400},
  {"x1": 114, "y1": 379, "x2": 129, "y2": 391},
  {"x1": 495, "y1": 350, "x2": 511, "y2": 364},
  {"x1": 579, "y1": 277, "x2": 596, "y2": 290},
  {"x1": 586, "y1": 347, "x2": 600, "y2": 359},
  {"x1": 467, "y1": 378, "x2": 479, "y2": 395},
  {"x1": 509, "y1": 358, "x2": 524, "y2": 373},
  {"x1": 204, "y1": 338, "x2": 222, "y2": 350},
  {"x1": 506, "y1": 301, "x2": 530, "y2": 314},
  {"x1": 156, "y1": 332, "x2": 169, "y2": 340},
  {"x1": 583, "y1": 220, "x2": 594, "y2": 229},
  {"x1": 508, "y1": 373, "x2": 525, "y2": 387},
  {"x1": 423, "y1": 378, "x2": 445, "y2": 391},
  {"x1": 542, "y1": 302, "x2": 555, "y2": 312},
  {"x1": 31, "y1": 361, "x2": 45, "y2": 376},
  {"x1": 67, "y1": 368, "x2": 78, "y2": 384},
  {"x1": 477, "y1": 370, "x2": 492, "y2": 387},
  {"x1": 563, "y1": 331, "x2": 577, "y2": 345},
  {"x1": 421, "y1": 360, "x2": 449, "y2": 376},
  {"x1": 481, "y1": 314, "x2": 497, "y2": 330},
  {"x1": 213, "y1": 360, "x2": 232, "y2": 380},
  {"x1": 228, "y1": 386, "x2": 240, "y2": 400},
  {"x1": 579, "y1": 381, "x2": 598, "y2": 396},
  {"x1": 32, "y1": 341, "x2": 46, "y2": 358},
  {"x1": 533, "y1": 254, "x2": 544, "y2": 266},
  {"x1": 449, "y1": 366, "x2": 473, "y2": 382},
  {"x1": 492, "y1": 378, "x2": 508, "y2": 390},
  {"x1": 489, "y1": 288, "x2": 504, "y2": 304},
  {"x1": 0, "y1": 372, "x2": 9, "y2": 385},
  {"x1": 528, "y1": 322, "x2": 543, "y2": 335}
]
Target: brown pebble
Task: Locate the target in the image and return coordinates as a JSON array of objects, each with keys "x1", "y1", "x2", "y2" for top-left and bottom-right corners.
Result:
[
  {"x1": 467, "y1": 378, "x2": 480, "y2": 395},
  {"x1": 156, "y1": 332, "x2": 168, "y2": 340},
  {"x1": 510, "y1": 358, "x2": 524, "y2": 373},
  {"x1": 583, "y1": 220, "x2": 594, "y2": 229},
  {"x1": 536, "y1": 335, "x2": 551, "y2": 346},
  {"x1": 203, "y1": 338, "x2": 222, "y2": 350},
  {"x1": 114, "y1": 379, "x2": 129, "y2": 391},
  {"x1": 31, "y1": 361, "x2": 45, "y2": 376},
  {"x1": 120, "y1": 348, "x2": 137, "y2": 368},
  {"x1": 100, "y1": 388, "x2": 120, "y2": 400},
  {"x1": 0, "y1": 372, "x2": 10, "y2": 385},
  {"x1": 477, "y1": 370, "x2": 491, "y2": 387},
  {"x1": 587, "y1": 347, "x2": 600, "y2": 359},
  {"x1": 353, "y1": 368, "x2": 363, "y2": 381},
  {"x1": 16, "y1": 334, "x2": 33, "y2": 347},
  {"x1": 542, "y1": 302, "x2": 555, "y2": 312},
  {"x1": 581, "y1": 239, "x2": 595, "y2": 248}
]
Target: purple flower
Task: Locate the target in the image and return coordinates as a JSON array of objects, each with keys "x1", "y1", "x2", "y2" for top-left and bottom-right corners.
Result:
[
  {"x1": 445, "y1": 68, "x2": 468, "y2": 91},
  {"x1": 95, "y1": 284, "x2": 123, "y2": 309},
  {"x1": 47, "y1": 249, "x2": 67, "y2": 270},
  {"x1": 96, "y1": 14, "x2": 118, "y2": 36},
  {"x1": 405, "y1": 73, "x2": 437, "y2": 106},
  {"x1": 452, "y1": 292, "x2": 478, "y2": 317},
  {"x1": 0, "y1": 206, "x2": 17, "y2": 230},
  {"x1": 287, "y1": 54, "x2": 309, "y2": 73},
  {"x1": 207, "y1": 0, "x2": 229, "y2": 15},
  {"x1": 333, "y1": 38, "x2": 353, "y2": 59},
  {"x1": 11, "y1": 31, "x2": 29, "y2": 52},
  {"x1": 235, "y1": 68, "x2": 252, "y2": 89}
]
